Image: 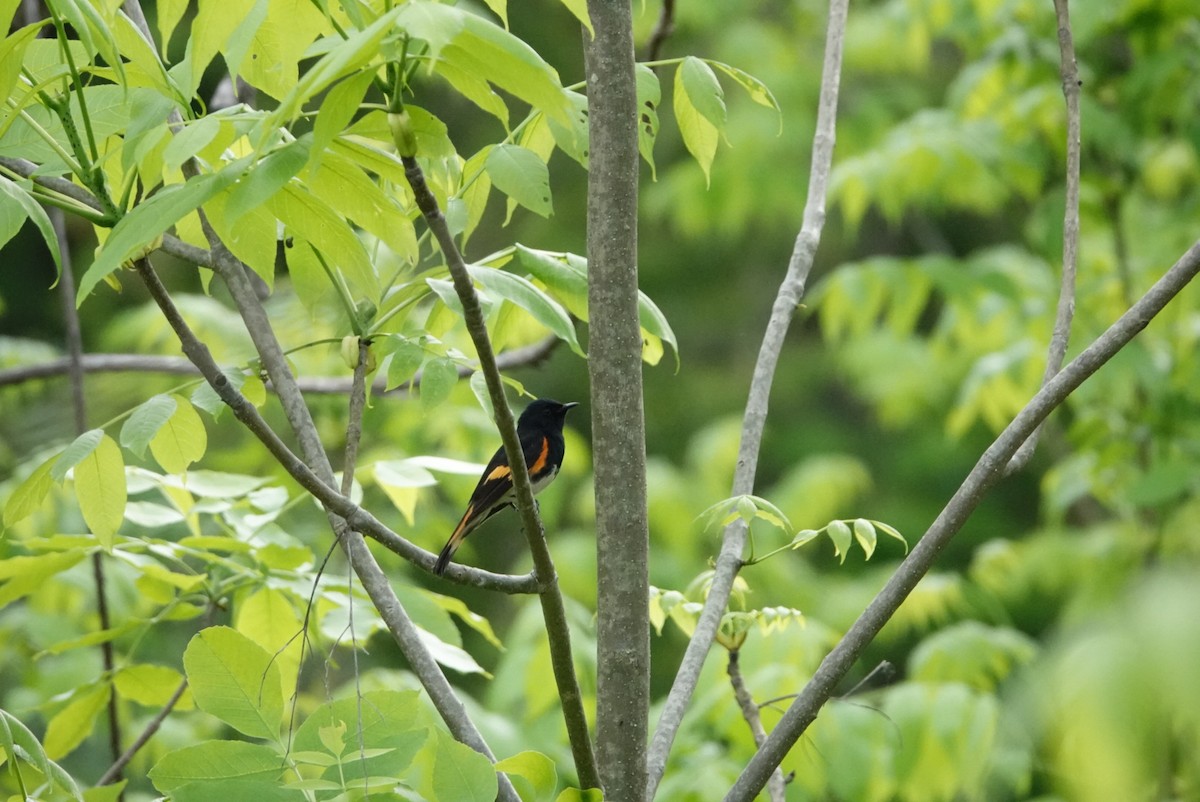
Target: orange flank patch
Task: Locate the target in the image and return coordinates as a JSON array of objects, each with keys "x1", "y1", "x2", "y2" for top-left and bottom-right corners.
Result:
[
  {"x1": 529, "y1": 438, "x2": 550, "y2": 475},
  {"x1": 451, "y1": 504, "x2": 474, "y2": 540},
  {"x1": 486, "y1": 464, "x2": 511, "y2": 482}
]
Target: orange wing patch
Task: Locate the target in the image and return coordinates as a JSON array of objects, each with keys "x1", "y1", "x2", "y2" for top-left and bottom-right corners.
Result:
[
  {"x1": 486, "y1": 464, "x2": 512, "y2": 482},
  {"x1": 529, "y1": 437, "x2": 550, "y2": 475}
]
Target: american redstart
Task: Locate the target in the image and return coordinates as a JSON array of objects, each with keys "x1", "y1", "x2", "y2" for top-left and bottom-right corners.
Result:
[{"x1": 434, "y1": 399, "x2": 578, "y2": 574}]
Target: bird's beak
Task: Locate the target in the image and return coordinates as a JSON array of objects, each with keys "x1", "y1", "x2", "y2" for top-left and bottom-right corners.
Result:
[{"x1": 563, "y1": 402, "x2": 579, "y2": 410}]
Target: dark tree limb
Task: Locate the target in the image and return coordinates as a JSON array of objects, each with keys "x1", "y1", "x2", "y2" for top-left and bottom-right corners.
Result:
[{"x1": 399, "y1": 152, "x2": 601, "y2": 790}]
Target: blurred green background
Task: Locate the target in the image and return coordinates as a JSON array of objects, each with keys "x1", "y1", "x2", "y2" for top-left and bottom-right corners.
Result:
[{"x1": 3, "y1": 0, "x2": 1200, "y2": 799}]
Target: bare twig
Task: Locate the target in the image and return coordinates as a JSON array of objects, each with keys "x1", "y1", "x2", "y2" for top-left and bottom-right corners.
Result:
[
  {"x1": 400, "y1": 153, "x2": 601, "y2": 790},
  {"x1": 646, "y1": 0, "x2": 849, "y2": 795},
  {"x1": 725, "y1": 239, "x2": 1200, "y2": 801},
  {"x1": 1006, "y1": 0, "x2": 1080, "y2": 474},
  {"x1": 49, "y1": 208, "x2": 123, "y2": 775},
  {"x1": 841, "y1": 660, "x2": 896, "y2": 698},
  {"x1": 727, "y1": 651, "x2": 786, "y2": 802},
  {"x1": 97, "y1": 677, "x2": 189, "y2": 786},
  {"x1": 645, "y1": 0, "x2": 676, "y2": 61},
  {"x1": 131, "y1": 256, "x2": 520, "y2": 802},
  {"x1": 0, "y1": 337, "x2": 558, "y2": 393}
]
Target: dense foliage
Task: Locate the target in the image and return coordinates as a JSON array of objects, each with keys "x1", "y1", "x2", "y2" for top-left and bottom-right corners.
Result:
[{"x1": 2, "y1": 0, "x2": 1199, "y2": 800}]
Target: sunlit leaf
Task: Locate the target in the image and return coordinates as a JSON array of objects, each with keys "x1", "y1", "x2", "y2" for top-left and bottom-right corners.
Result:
[
  {"x1": 183, "y1": 626, "x2": 283, "y2": 740},
  {"x1": 74, "y1": 434, "x2": 126, "y2": 549}
]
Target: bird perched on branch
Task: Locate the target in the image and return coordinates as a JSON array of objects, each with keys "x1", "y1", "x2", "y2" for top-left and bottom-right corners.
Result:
[{"x1": 434, "y1": 399, "x2": 578, "y2": 574}]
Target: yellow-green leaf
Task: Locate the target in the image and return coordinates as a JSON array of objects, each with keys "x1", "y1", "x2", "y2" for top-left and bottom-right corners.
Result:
[
  {"x1": 74, "y1": 434, "x2": 126, "y2": 549},
  {"x1": 183, "y1": 626, "x2": 284, "y2": 740},
  {"x1": 44, "y1": 684, "x2": 111, "y2": 759},
  {"x1": 4, "y1": 453, "x2": 57, "y2": 527},
  {"x1": 149, "y1": 395, "x2": 207, "y2": 475}
]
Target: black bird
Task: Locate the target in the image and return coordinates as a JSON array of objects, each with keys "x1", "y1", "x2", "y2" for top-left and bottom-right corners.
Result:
[{"x1": 434, "y1": 399, "x2": 577, "y2": 574}]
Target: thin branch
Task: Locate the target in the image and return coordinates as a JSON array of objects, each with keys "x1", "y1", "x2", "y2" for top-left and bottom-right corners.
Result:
[
  {"x1": 96, "y1": 677, "x2": 189, "y2": 786},
  {"x1": 727, "y1": 651, "x2": 786, "y2": 802},
  {"x1": 645, "y1": 0, "x2": 849, "y2": 794},
  {"x1": 1006, "y1": 0, "x2": 1080, "y2": 474},
  {"x1": 725, "y1": 238, "x2": 1200, "y2": 801},
  {"x1": 841, "y1": 660, "x2": 896, "y2": 698},
  {"x1": 131, "y1": 256, "x2": 521, "y2": 802},
  {"x1": 0, "y1": 337, "x2": 557, "y2": 392},
  {"x1": 51, "y1": 208, "x2": 122, "y2": 772},
  {"x1": 0, "y1": 155, "x2": 104, "y2": 212},
  {"x1": 128, "y1": 261, "x2": 538, "y2": 594},
  {"x1": 400, "y1": 153, "x2": 601, "y2": 790},
  {"x1": 645, "y1": 0, "x2": 676, "y2": 62}
]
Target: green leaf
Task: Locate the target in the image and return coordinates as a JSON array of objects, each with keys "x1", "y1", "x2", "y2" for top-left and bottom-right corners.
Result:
[
  {"x1": 78, "y1": 160, "x2": 249, "y2": 303},
  {"x1": 74, "y1": 434, "x2": 126, "y2": 549},
  {"x1": 52, "y1": 428, "x2": 104, "y2": 482},
  {"x1": 399, "y1": 2, "x2": 572, "y2": 127},
  {"x1": 0, "y1": 175, "x2": 62, "y2": 282},
  {"x1": 120, "y1": 394, "x2": 178, "y2": 458},
  {"x1": 183, "y1": 626, "x2": 284, "y2": 740},
  {"x1": 469, "y1": 265, "x2": 583, "y2": 356},
  {"x1": 114, "y1": 664, "x2": 188, "y2": 708},
  {"x1": 790, "y1": 529, "x2": 820, "y2": 548},
  {"x1": 162, "y1": 116, "x2": 222, "y2": 173},
  {"x1": 268, "y1": 182, "x2": 378, "y2": 298},
  {"x1": 513, "y1": 247, "x2": 677, "y2": 366},
  {"x1": 234, "y1": 587, "x2": 302, "y2": 691},
  {"x1": 156, "y1": 0, "x2": 190, "y2": 55},
  {"x1": 383, "y1": 335, "x2": 427, "y2": 391},
  {"x1": 262, "y1": 6, "x2": 403, "y2": 138},
  {"x1": 419, "y1": 357, "x2": 459, "y2": 412},
  {"x1": 826, "y1": 519, "x2": 852, "y2": 564},
  {"x1": 190, "y1": 369, "x2": 250, "y2": 419},
  {"x1": 496, "y1": 751, "x2": 557, "y2": 801},
  {"x1": 44, "y1": 684, "x2": 111, "y2": 759},
  {"x1": 708, "y1": 60, "x2": 782, "y2": 113},
  {"x1": 292, "y1": 690, "x2": 427, "y2": 781},
  {"x1": 0, "y1": 23, "x2": 40, "y2": 110},
  {"x1": 485, "y1": 144, "x2": 553, "y2": 218},
  {"x1": 480, "y1": 0, "x2": 508, "y2": 26},
  {"x1": 210, "y1": 197, "x2": 278, "y2": 288},
  {"x1": 635, "y1": 64, "x2": 661, "y2": 177},
  {"x1": 226, "y1": 136, "x2": 312, "y2": 221},
  {"x1": 311, "y1": 69, "x2": 377, "y2": 165},
  {"x1": 874, "y1": 519, "x2": 909, "y2": 552},
  {"x1": 853, "y1": 518, "x2": 878, "y2": 559},
  {"x1": 0, "y1": 552, "x2": 87, "y2": 608},
  {"x1": 149, "y1": 394, "x2": 207, "y2": 474},
  {"x1": 426, "y1": 590, "x2": 504, "y2": 650},
  {"x1": 513, "y1": 245, "x2": 588, "y2": 317},
  {"x1": 673, "y1": 57, "x2": 724, "y2": 184},
  {"x1": 0, "y1": 709, "x2": 82, "y2": 801},
  {"x1": 736, "y1": 495, "x2": 757, "y2": 524},
  {"x1": 149, "y1": 740, "x2": 283, "y2": 792},
  {"x1": 239, "y1": 0, "x2": 327, "y2": 100},
  {"x1": 4, "y1": 453, "x2": 57, "y2": 527},
  {"x1": 556, "y1": 788, "x2": 604, "y2": 802},
  {"x1": 430, "y1": 728, "x2": 498, "y2": 802},
  {"x1": 555, "y1": 0, "x2": 592, "y2": 36},
  {"x1": 306, "y1": 150, "x2": 417, "y2": 262}
]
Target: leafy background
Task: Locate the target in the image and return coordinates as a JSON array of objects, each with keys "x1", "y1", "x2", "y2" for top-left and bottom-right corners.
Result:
[{"x1": 3, "y1": 0, "x2": 1200, "y2": 799}]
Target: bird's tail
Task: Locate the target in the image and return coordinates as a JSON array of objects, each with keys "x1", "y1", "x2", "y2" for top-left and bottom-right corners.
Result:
[{"x1": 434, "y1": 509, "x2": 473, "y2": 574}]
